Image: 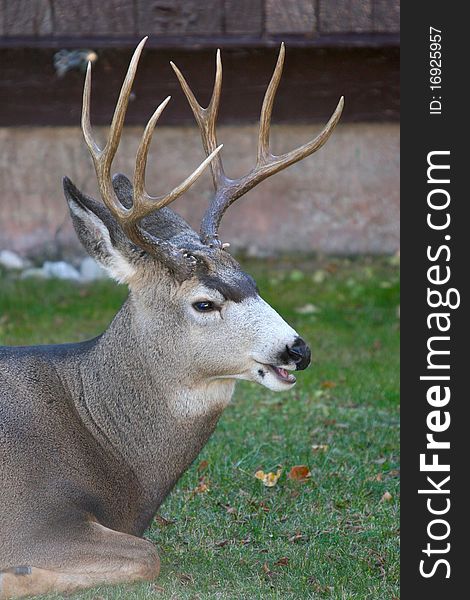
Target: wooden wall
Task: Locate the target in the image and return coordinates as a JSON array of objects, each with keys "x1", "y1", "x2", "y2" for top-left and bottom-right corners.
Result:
[
  {"x1": 0, "y1": 46, "x2": 399, "y2": 126},
  {"x1": 0, "y1": 1, "x2": 399, "y2": 127},
  {"x1": 1, "y1": 0, "x2": 399, "y2": 43}
]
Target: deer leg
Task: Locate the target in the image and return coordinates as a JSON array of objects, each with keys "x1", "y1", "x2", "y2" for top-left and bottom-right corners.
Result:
[{"x1": 0, "y1": 522, "x2": 160, "y2": 599}]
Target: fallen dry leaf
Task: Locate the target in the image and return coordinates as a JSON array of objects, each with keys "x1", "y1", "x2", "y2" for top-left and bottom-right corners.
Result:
[
  {"x1": 262, "y1": 562, "x2": 276, "y2": 578},
  {"x1": 192, "y1": 476, "x2": 210, "y2": 495},
  {"x1": 367, "y1": 550, "x2": 387, "y2": 578},
  {"x1": 252, "y1": 499, "x2": 270, "y2": 513},
  {"x1": 308, "y1": 577, "x2": 331, "y2": 593},
  {"x1": 287, "y1": 465, "x2": 311, "y2": 482},
  {"x1": 344, "y1": 521, "x2": 366, "y2": 533},
  {"x1": 288, "y1": 532, "x2": 305, "y2": 543},
  {"x1": 220, "y1": 502, "x2": 237, "y2": 515},
  {"x1": 321, "y1": 380, "x2": 337, "y2": 389},
  {"x1": 197, "y1": 459, "x2": 209, "y2": 472},
  {"x1": 255, "y1": 468, "x2": 282, "y2": 487},
  {"x1": 274, "y1": 556, "x2": 289, "y2": 567},
  {"x1": 311, "y1": 444, "x2": 329, "y2": 453},
  {"x1": 326, "y1": 262, "x2": 339, "y2": 273},
  {"x1": 153, "y1": 514, "x2": 175, "y2": 527},
  {"x1": 380, "y1": 491, "x2": 393, "y2": 503},
  {"x1": 176, "y1": 572, "x2": 194, "y2": 584},
  {"x1": 194, "y1": 481, "x2": 209, "y2": 494}
]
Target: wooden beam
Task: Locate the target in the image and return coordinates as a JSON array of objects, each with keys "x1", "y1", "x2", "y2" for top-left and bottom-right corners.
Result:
[
  {"x1": 373, "y1": 0, "x2": 400, "y2": 33},
  {"x1": 2, "y1": 0, "x2": 53, "y2": 36},
  {"x1": 53, "y1": 1, "x2": 135, "y2": 36},
  {"x1": 319, "y1": 0, "x2": 373, "y2": 33},
  {"x1": 224, "y1": 0, "x2": 264, "y2": 35},
  {"x1": 266, "y1": 0, "x2": 316, "y2": 34},
  {"x1": 135, "y1": 0, "x2": 223, "y2": 35},
  {"x1": 0, "y1": 46, "x2": 399, "y2": 126},
  {"x1": 0, "y1": 32, "x2": 400, "y2": 49}
]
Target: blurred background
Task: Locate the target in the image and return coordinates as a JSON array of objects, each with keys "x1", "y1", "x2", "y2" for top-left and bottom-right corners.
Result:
[{"x1": 0, "y1": 0, "x2": 399, "y2": 262}]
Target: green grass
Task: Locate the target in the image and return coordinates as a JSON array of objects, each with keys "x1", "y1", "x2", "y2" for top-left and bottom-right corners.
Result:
[{"x1": 0, "y1": 256, "x2": 400, "y2": 599}]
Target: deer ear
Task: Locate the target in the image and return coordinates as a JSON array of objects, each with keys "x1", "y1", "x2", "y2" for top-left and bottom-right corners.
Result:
[{"x1": 63, "y1": 177, "x2": 137, "y2": 284}]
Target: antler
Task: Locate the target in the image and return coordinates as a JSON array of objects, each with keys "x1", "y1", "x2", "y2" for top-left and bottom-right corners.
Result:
[
  {"x1": 82, "y1": 37, "x2": 222, "y2": 268},
  {"x1": 171, "y1": 43, "x2": 344, "y2": 247}
]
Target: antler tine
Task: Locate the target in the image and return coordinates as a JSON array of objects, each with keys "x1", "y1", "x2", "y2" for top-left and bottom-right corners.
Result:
[
  {"x1": 170, "y1": 50, "x2": 227, "y2": 191},
  {"x1": 82, "y1": 37, "x2": 147, "y2": 221},
  {"x1": 132, "y1": 95, "x2": 172, "y2": 211},
  {"x1": 133, "y1": 95, "x2": 223, "y2": 218},
  {"x1": 107, "y1": 38, "x2": 148, "y2": 166},
  {"x1": 81, "y1": 38, "x2": 223, "y2": 262},
  {"x1": 257, "y1": 42, "x2": 285, "y2": 165},
  {"x1": 82, "y1": 62, "x2": 99, "y2": 155},
  {"x1": 174, "y1": 44, "x2": 344, "y2": 247}
]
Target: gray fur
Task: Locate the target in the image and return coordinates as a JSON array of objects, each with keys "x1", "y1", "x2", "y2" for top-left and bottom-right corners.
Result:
[
  {"x1": 0, "y1": 180, "x2": 310, "y2": 596},
  {"x1": 112, "y1": 173, "x2": 198, "y2": 243}
]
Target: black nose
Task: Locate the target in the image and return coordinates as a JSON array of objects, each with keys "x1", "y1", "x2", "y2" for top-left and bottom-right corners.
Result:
[{"x1": 286, "y1": 337, "x2": 311, "y2": 371}]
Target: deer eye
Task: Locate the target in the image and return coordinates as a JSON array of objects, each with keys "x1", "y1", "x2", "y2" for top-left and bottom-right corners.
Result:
[{"x1": 192, "y1": 301, "x2": 217, "y2": 313}]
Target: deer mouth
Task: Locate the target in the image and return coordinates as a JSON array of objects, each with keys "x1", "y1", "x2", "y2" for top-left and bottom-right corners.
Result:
[{"x1": 268, "y1": 365, "x2": 297, "y2": 384}]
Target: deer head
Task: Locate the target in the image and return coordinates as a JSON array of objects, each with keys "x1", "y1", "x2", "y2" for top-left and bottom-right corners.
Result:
[{"x1": 64, "y1": 38, "x2": 343, "y2": 393}]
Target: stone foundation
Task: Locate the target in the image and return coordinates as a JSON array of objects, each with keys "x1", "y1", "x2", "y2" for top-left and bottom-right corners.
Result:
[{"x1": 0, "y1": 122, "x2": 399, "y2": 257}]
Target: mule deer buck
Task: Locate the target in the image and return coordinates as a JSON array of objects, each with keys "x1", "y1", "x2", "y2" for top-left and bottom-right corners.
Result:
[{"x1": 0, "y1": 38, "x2": 343, "y2": 598}]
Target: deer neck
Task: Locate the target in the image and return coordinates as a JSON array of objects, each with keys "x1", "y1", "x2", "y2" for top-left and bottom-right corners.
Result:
[{"x1": 72, "y1": 296, "x2": 235, "y2": 509}]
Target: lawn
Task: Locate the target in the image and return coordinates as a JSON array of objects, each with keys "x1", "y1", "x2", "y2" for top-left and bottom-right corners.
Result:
[{"x1": 0, "y1": 255, "x2": 400, "y2": 599}]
